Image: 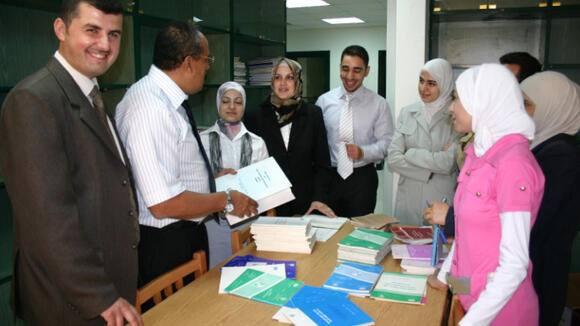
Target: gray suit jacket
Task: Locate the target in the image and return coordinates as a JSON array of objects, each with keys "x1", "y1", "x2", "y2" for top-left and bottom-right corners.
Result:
[{"x1": 0, "y1": 58, "x2": 139, "y2": 325}]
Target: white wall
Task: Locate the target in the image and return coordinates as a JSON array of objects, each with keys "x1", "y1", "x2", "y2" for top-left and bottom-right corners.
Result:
[
  {"x1": 287, "y1": 26, "x2": 387, "y2": 93},
  {"x1": 385, "y1": 0, "x2": 428, "y2": 215}
]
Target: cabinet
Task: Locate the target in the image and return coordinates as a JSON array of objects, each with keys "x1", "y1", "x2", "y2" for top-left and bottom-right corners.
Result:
[
  {"x1": 428, "y1": 0, "x2": 580, "y2": 83},
  {"x1": 0, "y1": 0, "x2": 286, "y2": 128}
]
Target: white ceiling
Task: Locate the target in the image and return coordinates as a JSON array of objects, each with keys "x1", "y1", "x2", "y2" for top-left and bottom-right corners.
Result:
[{"x1": 286, "y1": 0, "x2": 387, "y2": 31}]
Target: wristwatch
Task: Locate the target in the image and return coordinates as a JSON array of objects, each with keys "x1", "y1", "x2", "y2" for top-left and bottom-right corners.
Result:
[{"x1": 224, "y1": 189, "x2": 234, "y2": 213}]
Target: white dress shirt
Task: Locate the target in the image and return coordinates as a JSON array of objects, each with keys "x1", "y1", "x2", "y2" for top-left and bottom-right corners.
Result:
[
  {"x1": 54, "y1": 51, "x2": 125, "y2": 165},
  {"x1": 200, "y1": 122, "x2": 269, "y2": 169},
  {"x1": 316, "y1": 85, "x2": 394, "y2": 168},
  {"x1": 200, "y1": 122, "x2": 269, "y2": 268},
  {"x1": 115, "y1": 65, "x2": 209, "y2": 228}
]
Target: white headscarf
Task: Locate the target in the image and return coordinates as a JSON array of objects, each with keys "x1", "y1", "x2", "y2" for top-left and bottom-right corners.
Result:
[
  {"x1": 456, "y1": 63, "x2": 535, "y2": 157},
  {"x1": 216, "y1": 81, "x2": 246, "y2": 115},
  {"x1": 521, "y1": 71, "x2": 580, "y2": 149},
  {"x1": 421, "y1": 58, "x2": 454, "y2": 124}
]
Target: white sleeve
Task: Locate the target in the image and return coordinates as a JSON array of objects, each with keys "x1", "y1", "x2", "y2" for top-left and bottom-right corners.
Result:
[
  {"x1": 119, "y1": 107, "x2": 186, "y2": 207},
  {"x1": 459, "y1": 211, "x2": 531, "y2": 326},
  {"x1": 437, "y1": 241, "x2": 455, "y2": 284},
  {"x1": 360, "y1": 100, "x2": 394, "y2": 164},
  {"x1": 253, "y1": 137, "x2": 270, "y2": 162}
]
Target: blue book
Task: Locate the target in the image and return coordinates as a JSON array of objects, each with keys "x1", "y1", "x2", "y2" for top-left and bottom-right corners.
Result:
[
  {"x1": 323, "y1": 262, "x2": 383, "y2": 296},
  {"x1": 285, "y1": 285, "x2": 374, "y2": 326},
  {"x1": 430, "y1": 225, "x2": 443, "y2": 267},
  {"x1": 222, "y1": 255, "x2": 296, "y2": 279}
]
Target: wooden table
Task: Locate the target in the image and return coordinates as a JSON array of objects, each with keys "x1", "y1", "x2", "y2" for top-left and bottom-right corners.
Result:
[{"x1": 142, "y1": 223, "x2": 449, "y2": 325}]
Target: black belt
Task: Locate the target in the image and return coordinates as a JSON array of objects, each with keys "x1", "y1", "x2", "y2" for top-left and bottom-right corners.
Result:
[
  {"x1": 140, "y1": 220, "x2": 204, "y2": 231},
  {"x1": 331, "y1": 163, "x2": 374, "y2": 171}
]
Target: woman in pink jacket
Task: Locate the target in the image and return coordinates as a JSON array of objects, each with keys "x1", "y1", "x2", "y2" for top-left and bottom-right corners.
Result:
[{"x1": 430, "y1": 64, "x2": 545, "y2": 325}]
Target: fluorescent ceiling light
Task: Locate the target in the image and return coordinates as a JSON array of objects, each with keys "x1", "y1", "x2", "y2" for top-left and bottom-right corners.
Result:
[
  {"x1": 287, "y1": 0, "x2": 330, "y2": 8},
  {"x1": 322, "y1": 17, "x2": 365, "y2": 25}
]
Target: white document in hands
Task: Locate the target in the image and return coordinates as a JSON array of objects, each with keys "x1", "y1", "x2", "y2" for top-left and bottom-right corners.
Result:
[{"x1": 215, "y1": 157, "x2": 295, "y2": 225}]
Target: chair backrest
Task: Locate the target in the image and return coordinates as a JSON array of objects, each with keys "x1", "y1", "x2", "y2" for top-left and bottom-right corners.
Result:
[
  {"x1": 447, "y1": 294, "x2": 465, "y2": 326},
  {"x1": 136, "y1": 250, "x2": 207, "y2": 313},
  {"x1": 230, "y1": 209, "x2": 275, "y2": 254},
  {"x1": 231, "y1": 225, "x2": 253, "y2": 254}
]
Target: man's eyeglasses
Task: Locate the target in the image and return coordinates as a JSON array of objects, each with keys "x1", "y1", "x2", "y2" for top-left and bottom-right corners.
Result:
[{"x1": 203, "y1": 55, "x2": 215, "y2": 66}]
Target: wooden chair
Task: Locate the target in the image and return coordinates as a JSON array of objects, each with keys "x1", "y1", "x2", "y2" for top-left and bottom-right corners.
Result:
[
  {"x1": 231, "y1": 225, "x2": 253, "y2": 254},
  {"x1": 567, "y1": 273, "x2": 580, "y2": 310},
  {"x1": 136, "y1": 250, "x2": 207, "y2": 313},
  {"x1": 230, "y1": 209, "x2": 276, "y2": 254},
  {"x1": 447, "y1": 294, "x2": 466, "y2": 326}
]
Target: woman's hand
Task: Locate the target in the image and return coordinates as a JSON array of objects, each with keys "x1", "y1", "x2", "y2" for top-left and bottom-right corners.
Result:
[
  {"x1": 424, "y1": 202, "x2": 450, "y2": 225},
  {"x1": 214, "y1": 168, "x2": 237, "y2": 178},
  {"x1": 442, "y1": 140, "x2": 453, "y2": 151},
  {"x1": 304, "y1": 201, "x2": 337, "y2": 218},
  {"x1": 428, "y1": 269, "x2": 448, "y2": 291}
]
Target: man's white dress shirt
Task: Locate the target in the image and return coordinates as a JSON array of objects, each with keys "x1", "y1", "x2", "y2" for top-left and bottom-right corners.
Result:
[
  {"x1": 115, "y1": 65, "x2": 209, "y2": 228},
  {"x1": 316, "y1": 85, "x2": 394, "y2": 168}
]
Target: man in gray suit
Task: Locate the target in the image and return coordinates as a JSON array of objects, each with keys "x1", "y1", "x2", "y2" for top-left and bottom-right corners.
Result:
[{"x1": 0, "y1": 0, "x2": 142, "y2": 325}]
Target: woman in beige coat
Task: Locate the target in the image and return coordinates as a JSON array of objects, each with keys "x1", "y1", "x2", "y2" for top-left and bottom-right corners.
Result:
[{"x1": 387, "y1": 58, "x2": 459, "y2": 226}]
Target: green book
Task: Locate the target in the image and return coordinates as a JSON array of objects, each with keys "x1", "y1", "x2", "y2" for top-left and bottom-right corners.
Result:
[
  {"x1": 338, "y1": 228, "x2": 393, "y2": 252},
  {"x1": 370, "y1": 272, "x2": 427, "y2": 305},
  {"x1": 225, "y1": 268, "x2": 303, "y2": 306}
]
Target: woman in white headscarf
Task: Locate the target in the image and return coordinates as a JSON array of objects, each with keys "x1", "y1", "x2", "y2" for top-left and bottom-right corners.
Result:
[
  {"x1": 521, "y1": 71, "x2": 580, "y2": 326},
  {"x1": 387, "y1": 58, "x2": 459, "y2": 226},
  {"x1": 431, "y1": 64, "x2": 544, "y2": 325},
  {"x1": 200, "y1": 81, "x2": 269, "y2": 268}
]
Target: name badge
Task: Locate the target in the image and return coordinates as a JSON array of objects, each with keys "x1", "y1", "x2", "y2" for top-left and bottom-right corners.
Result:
[{"x1": 446, "y1": 273, "x2": 471, "y2": 295}]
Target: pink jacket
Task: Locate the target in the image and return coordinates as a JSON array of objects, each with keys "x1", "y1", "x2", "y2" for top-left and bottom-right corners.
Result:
[{"x1": 452, "y1": 134, "x2": 544, "y2": 325}]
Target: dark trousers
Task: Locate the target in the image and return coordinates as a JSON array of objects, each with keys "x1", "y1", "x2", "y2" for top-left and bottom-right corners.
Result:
[
  {"x1": 138, "y1": 221, "x2": 209, "y2": 287},
  {"x1": 329, "y1": 164, "x2": 378, "y2": 218}
]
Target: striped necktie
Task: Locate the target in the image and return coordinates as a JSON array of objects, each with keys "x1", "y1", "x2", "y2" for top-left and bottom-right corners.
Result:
[{"x1": 337, "y1": 94, "x2": 354, "y2": 179}]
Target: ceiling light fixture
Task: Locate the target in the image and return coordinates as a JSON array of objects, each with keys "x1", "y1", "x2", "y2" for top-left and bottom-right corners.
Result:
[
  {"x1": 287, "y1": 0, "x2": 330, "y2": 8},
  {"x1": 322, "y1": 17, "x2": 365, "y2": 25}
]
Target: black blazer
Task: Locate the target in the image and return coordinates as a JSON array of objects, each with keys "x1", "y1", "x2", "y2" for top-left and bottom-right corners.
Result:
[
  {"x1": 245, "y1": 100, "x2": 332, "y2": 216},
  {"x1": 0, "y1": 58, "x2": 139, "y2": 326}
]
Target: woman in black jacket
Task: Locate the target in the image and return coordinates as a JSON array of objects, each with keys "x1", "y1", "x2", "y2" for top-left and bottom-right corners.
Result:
[
  {"x1": 521, "y1": 71, "x2": 580, "y2": 326},
  {"x1": 245, "y1": 58, "x2": 336, "y2": 217}
]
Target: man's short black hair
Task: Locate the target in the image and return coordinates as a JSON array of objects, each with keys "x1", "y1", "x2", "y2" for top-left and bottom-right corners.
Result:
[
  {"x1": 499, "y1": 52, "x2": 542, "y2": 82},
  {"x1": 60, "y1": 0, "x2": 123, "y2": 26},
  {"x1": 341, "y1": 45, "x2": 369, "y2": 67},
  {"x1": 153, "y1": 21, "x2": 204, "y2": 71}
]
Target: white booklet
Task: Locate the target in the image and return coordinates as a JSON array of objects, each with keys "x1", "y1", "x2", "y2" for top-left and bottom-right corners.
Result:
[{"x1": 215, "y1": 157, "x2": 295, "y2": 225}]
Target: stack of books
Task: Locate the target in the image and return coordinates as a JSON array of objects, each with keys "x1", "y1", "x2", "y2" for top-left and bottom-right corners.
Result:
[
  {"x1": 233, "y1": 57, "x2": 247, "y2": 85},
  {"x1": 303, "y1": 214, "x2": 348, "y2": 242},
  {"x1": 391, "y1": 244, "x2": 449, "y2": 275},
  {"x1": 246, "y1": 57, "x2": 279, "y2": 86},
  {"x1": 391, "y1": 226, "x2": 433, "y2": 245},
  {"x1": 350, "y1": 213, "x2": 399, "y2": 231},
  {"x1": 337, "y1": 228, "x2": 394, "y2": 265},
  {"x1": 323, "y1": 262, "x2": 383, "y2": 297},
  {"x1": 250, "y1": 217, "x2": 317, "y2": 254}
]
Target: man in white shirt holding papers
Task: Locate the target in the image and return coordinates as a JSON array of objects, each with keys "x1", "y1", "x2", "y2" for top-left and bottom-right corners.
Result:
[{"x1": 116, "y1": 22, "x2": 257, "y2": 287}]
